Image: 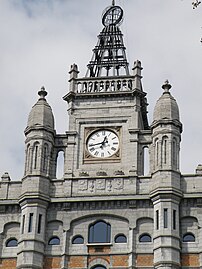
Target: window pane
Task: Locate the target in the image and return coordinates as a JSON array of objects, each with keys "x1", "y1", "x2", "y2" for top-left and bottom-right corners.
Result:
[
  {"x1": 89, "y1": 221, "x2": 111, "y2": 243},
  {"x1": 164, "y1": 208, "x2": 168, "y2": 228},
  {"x1": 115, "y1": 234, "x2": 127, "y2": 243},
  {"x1": 6, "y1": 238, "x2": 18, "y2": 247},
  {"x1": 48, "y1": 237, "x2": 60, "y2": 245},
  {"x1": 72, "y1": 235, "x2": 84, "y2": 244},
  {"x1": 139, "y1": 234, "x2": 152, "y2": 242},
  {"x1": 183, "y1": 233, "x2": 195, "y2": 242}
]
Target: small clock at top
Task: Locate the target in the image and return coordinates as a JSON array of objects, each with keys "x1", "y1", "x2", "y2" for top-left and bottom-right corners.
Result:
[{"x1": 86, "y1": 129, "x2": 119, "y2": 159}]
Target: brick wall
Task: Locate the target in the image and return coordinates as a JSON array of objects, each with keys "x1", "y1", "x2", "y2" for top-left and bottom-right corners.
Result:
[
  {"x1": 44, "y1": 257, "x2": 61, "y2": 269},
  {"x1": 181, "y1": 254, "x2": 199, "y2": 267},
  {"x1": 0, "y1": 259, "x2": 17, "y2": 269},
  {"x1": 68, "y1": 256, "x2": 85, "y2": 268},
  {"x1": 112, "y1": 255, "x2": 128, "y2": 267},
  {"x1": 136, "y1": 254, "x2": 153, "y2": 267}
]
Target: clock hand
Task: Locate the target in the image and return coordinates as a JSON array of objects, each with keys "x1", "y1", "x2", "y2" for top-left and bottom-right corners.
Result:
[{"x1": 89, "y1": 141, "x2": 103, "y2": 146}]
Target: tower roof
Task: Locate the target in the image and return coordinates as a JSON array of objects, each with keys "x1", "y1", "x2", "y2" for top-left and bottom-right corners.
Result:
[
  {"x1": 25, "y1": 87, "x2": 55, "y2": 134},
  {"x1": 86, "y1": 1, "x2": 129, "y2": 77},
  {"x1": 153, "y1": 80, "x2": 180, "y2": 123}
]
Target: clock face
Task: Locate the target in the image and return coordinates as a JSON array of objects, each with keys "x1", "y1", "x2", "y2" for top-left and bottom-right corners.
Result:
[{"x1": 86, "y1": 129, "x2": 119, "y2": 159}]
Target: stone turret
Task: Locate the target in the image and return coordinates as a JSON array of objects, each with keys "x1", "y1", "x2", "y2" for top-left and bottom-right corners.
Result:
[
  {"x1": 150, "y1": 81, "x2": 183, "y2": 269},
  {"x1": 24, "y1": 87, "x2": 55, "y2": 178},
  {"x1": 17, "y1": 87, "x2": 55, "y2": 269}
]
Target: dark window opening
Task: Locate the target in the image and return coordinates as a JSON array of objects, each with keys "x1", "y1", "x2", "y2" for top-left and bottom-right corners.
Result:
[
  {"x1": 156, "y1": 210, "x2": 159, "y2": 230},
  {"x1": 6, "y1": 238, "x2": 18, "y2": 247},
  {"x1": 164, "y1": 208, "x2": 168, "y2": 228},
  {"x1": 139, "y1": 233, "x2": 152, "y2": 243},
  {"x1": 88, "y1": 220, "x2": 111, "y2": 243},
  {"x1": 183, "y1": 233, "x2": 195, "y2": 242},
  {"x1": 72, "y1": 235, "x2": 84, "y2": 244},
  {"x1": 115, "y1": 234, "x2": 127, "y2": 243},
  {"x1": 48, "y1": 236, "x2": 60, "y2": 245},
  {"x1": 22, "y1": 215, "x2": 25, "y2": 234},
  {"x1": 173, "y1": 210, "x2": 176, "y2": 230},
  {"x1": 37, "y1": 214, "x2": 42, "y2": 234},
  {"x1": 28, "y1": 213, "x2": 33, "y2": 233}
]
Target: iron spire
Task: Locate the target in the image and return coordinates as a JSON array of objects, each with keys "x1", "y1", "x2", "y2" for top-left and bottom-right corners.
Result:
[{"x1": 112, "y1": 0, "x2": 115, "y2": 6}]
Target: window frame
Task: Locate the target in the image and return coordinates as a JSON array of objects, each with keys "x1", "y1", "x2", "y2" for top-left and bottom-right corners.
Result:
[
  {"x1": 139, "y1": 233, "x2": 152, "y2": 243},
  {"x1": 88, "y1": 220, "x2": 111, "y2": 244},
  {"x1": 48, "y1": 236, "x2": 60, "y2": 245},
  {"x1": 6, "y1": 238, "x2": 18, "y2": 247}
]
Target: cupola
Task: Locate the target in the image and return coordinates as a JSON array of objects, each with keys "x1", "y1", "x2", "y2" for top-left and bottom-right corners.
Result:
[
  {"x1": 153, "y1": 80, "x2": 180, "y2": 123},
  {"x1": 25, "y1": 87, "x2": 55, "y2": 134}
]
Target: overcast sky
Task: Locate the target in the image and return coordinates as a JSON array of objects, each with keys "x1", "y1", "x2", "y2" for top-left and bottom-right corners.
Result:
[{"x1": 0, "y1": 0, "x2": 202, "y2": 180}]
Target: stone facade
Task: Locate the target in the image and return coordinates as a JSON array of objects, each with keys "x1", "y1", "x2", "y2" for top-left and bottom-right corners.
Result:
[{"x1": 1, "y1": 2, "x2": 202, "y2": 269}]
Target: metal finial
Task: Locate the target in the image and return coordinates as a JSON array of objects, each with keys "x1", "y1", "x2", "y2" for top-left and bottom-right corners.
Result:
[
  {"x1": 162, "y1": 80, "x2": 172, "y2": 92},
  {"x1": 112, "y1": 0, "x2": 115, "y2": 6},
  {"x1": 38, "y1": 86, "x2": 47, "y2": 99}
]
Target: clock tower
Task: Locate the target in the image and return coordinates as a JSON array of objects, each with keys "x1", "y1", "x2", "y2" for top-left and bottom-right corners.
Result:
[{"x1": 63, "y1": 1, "x2": 150, "y2": 180}]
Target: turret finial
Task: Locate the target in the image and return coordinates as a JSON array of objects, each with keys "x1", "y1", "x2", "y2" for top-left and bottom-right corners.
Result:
[
  {"x1": 112, "y1": 0, "x2": 115, "y2": 6},
  {"x1": 38, "y1": 86, "x2": 47, "y2": 99},
  {"x1": 162, "y1": 80, "x2": 172, "y2": 93}
]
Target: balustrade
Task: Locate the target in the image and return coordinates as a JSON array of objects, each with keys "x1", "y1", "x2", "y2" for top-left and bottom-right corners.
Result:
[{"x1": 75, "y1": 77, "x2": 134, "y2": 93}]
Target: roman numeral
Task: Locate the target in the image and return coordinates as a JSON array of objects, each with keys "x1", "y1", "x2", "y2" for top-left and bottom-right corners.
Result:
[
  {"x1": 113, "y1": 142, "x2": 118, "y2": 145},
  {"x1": 112, "y1": 137, "x2": 117, "y2": 140},
  {"x1": 111, "y1": 147, "x2": 116, "y2": 151},
  {"x1": 90, "y1": 147, "x2": 95, "y2": 152},
  {"x1": 94, "y1": 151, "x2": 99, "y2": 156}
]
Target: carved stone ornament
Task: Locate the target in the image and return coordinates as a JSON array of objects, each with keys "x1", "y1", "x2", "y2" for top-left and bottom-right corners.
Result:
[
  {"x1": 114, "y1": 178, "x2": 123, "y2": 190},
  {"x1": 78, "y1": 179, "x2": 88, "y2": 191},
  {"x1": 96, "y1": 179, "x2": 106, "y2": 190}
]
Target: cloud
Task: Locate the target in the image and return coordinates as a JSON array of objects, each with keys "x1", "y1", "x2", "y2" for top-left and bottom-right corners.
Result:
[{"x1": 0, "y1": 0, "x2": 202, "y2": 179}]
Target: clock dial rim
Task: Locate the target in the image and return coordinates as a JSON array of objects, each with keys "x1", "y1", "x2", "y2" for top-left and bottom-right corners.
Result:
[{"x1": 86, "y1": 129, "x2": 120, "y2": 159}]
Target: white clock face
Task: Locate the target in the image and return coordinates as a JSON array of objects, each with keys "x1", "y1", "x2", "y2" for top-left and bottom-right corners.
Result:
[{"x1": 87, "y1": 129, "x2": 119, "y2": 158}]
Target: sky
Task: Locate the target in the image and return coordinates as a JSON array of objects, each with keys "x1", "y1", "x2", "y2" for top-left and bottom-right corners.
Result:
[{"x1": 0, "y1": 0, "x2": 202, "y2": 180}]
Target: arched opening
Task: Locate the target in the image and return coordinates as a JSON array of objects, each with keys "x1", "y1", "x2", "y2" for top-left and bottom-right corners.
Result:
[
  {"x1": 143, "y1": 146, "x2": 149, "y2": 175},
  {"x1": 72, "y1": 235, "x2": 84, "y2": 244},
  {"x1": 154, "y1": 138, "x2": 159, "y2": 168},
  {"x1": 56, "y1": 150, "x2": 64, "y2": 179},
  {"x1": 6, "y1": 238, "x2": 18, "y2": 247},
  {"x1": 183, "y1": 233, "x2": 195, "y2": 242},
  {"x1": 161, "y1": 136, "x2": 168, "y2": 165},
  {"x1": 88, "y1": 220, "x2": 111, "y2": 243},
  {"x1": 43, "y1": 143, "x2": 49, "y2": 173},
  {"x1": 48, "y1": 236, "x2": 60, "y2": 245},
  {"x1": 139, "y1": 233, "x2": 152, "y2": 243},
  {"x1": 114, "y1": 234, "x2": 127, "y2": 243},
  {"x1": 33, "y1": 142, "x2": 40, "y2": 170},
  {"x1": 91, "y1": 266, "x2": 106, "y2": 269},
  {"x1": 25, "y1": 144, "x2": 30, "y2": 173}
]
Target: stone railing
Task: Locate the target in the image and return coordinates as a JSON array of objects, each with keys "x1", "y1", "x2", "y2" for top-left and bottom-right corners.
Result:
[{"x1": 74, "y1": 76, "x2": 135, "y2": 93}]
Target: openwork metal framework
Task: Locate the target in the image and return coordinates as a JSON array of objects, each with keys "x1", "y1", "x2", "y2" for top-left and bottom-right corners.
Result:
[{"x1": 86, "y1": 4, "x2": 129, "y2": 77}]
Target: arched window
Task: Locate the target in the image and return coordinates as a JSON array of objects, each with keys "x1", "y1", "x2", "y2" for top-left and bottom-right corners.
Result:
[
  {"x1": 161, "y1": 136, "x2": 168, "y2": 165},
  {"x1": 48, "y1": 236, "x2": 60, "y2": 245},
  {"x1": 25, "y1": 144, "x2": 30, "y2": 173},
  {"x1": 6, "y1": 238, "x2": 18, "y2": 247},
  {"x1": 72, "y1": 235, "x2": 84, "y2": 244},
  {"x1": 56, "y1": 151, "x2": 64, "y2": 179},
  {"x1": 115, "y1": 234, "x2": 127, "y2": 243},
  {"x1": 139, "y1": 233, "x2": 152, "y2": 243},
  {"x1": 88, "y1": 220, "x2": 111, "y2": 243},
  {"x1": 33, "y1": 142, "x2": 40, "y2": 169},
  {"x1": 183, "y1": 233, "x2": 195, "y2": 242},
  {"x1": 155, "y1": 138, "x2": 159, "y2": 167},
  {"x1": 143, "y1": 146, "x2": 149, "y2": 175},
  {"x1": 43, "y1": 144, "x2": 49, "y2": 173},
  {"x1": 91, "y1": 266, "x2": 106, "y2": 269}
]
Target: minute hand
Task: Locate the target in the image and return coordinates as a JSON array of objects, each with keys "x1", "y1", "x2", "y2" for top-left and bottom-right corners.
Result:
[{"x1": 89, "y1": 141, "x2": 103, "y2": 147}]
